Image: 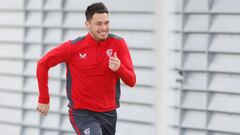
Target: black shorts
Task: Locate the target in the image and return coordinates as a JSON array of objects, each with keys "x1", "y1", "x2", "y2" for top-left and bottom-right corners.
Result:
[{"x1": 69, "y1": 109, "x2": 117, "y2": 135}]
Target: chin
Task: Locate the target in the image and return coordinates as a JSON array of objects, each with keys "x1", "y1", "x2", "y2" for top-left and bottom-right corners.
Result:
[
  {"x1": 99, "y1": 38, "x2": 107, "y2": 41},
  {"x1": 98, "y1": 36, "x2": 108, "y2": 40}
]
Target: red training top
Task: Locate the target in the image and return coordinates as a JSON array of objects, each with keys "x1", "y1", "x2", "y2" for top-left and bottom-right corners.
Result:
[{"x1": 36, "y1": 33, "x2": 136, "y2": 112}]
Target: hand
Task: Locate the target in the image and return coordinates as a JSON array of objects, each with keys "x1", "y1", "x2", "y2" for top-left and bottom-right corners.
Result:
[
  {"x1": 109, "y1": 52, "x2": 121, "y2": 72},
  {"x1": 36, "y1": 103, "x2": 49, "y2": 116}
]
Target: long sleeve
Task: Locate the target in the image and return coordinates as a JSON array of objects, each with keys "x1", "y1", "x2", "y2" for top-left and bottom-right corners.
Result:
[
  {"x1": 36, "y1": 41, "x2": 71, "y2": 104},
  {"x1": 116, "y1": 39, "x2": 136, "y2": 87}
]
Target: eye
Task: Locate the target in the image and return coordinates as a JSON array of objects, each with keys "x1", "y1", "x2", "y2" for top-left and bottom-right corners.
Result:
[
  {"x1": 96, "y1": 22, "x2": 102, "y2": 25},
  {"x1": 105, "y1": 21, "x2": 110, "y2": 25}
]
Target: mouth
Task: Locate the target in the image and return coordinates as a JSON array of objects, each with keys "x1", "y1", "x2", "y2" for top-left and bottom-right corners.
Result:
[{"x1": 99, "y1": 31, "x2": 107, "y2": 37}]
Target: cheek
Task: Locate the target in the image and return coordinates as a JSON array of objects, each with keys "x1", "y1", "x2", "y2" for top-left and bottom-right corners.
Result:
[
  {"x1": 92, "y1": 25, "x2": 100, "y2": 31},
  {"x1": 89, "y1": 25, "x2": 97, "y2": 32},
  {"x1": 106, "y1": 25, "x2": 110, "y2": 30}
]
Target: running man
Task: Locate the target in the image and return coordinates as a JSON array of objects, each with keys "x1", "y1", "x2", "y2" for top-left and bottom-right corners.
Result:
[{"x1": 36, "y1": 2, "x2": 136, "y2": 135}]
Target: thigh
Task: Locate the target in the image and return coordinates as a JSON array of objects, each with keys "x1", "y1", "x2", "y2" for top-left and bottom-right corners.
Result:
[
  {"x1": 99, "y1": 110, "x2": 117, "y2": 135},
  {"x1": 81, "y1": 121, "x2": 102, "y2": 135},
  {"x1": 69, "y1": 109, "x2": 103, "y2": 135}
]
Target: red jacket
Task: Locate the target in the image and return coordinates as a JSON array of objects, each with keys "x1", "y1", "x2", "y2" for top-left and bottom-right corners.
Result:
[{"x1": 37, "y1": 33, "x2": 136, "y2": 112}]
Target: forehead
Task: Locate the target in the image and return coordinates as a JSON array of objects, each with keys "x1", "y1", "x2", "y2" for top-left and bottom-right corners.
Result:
[{"x1": 91, "y1": 13, "x2": 109, "y2": 22}]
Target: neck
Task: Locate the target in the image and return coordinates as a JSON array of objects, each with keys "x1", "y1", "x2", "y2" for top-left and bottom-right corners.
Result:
[{"x1": 89, "y1": 32, "x2": 107, "y2": 42}]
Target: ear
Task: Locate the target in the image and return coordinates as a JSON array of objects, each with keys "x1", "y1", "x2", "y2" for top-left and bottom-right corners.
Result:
[{"x1": 85, "y1": 20, "x2": 90, "y2": 29}]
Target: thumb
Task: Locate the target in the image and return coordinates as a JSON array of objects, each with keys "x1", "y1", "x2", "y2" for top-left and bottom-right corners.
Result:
[{"x1": 114, "y1": 52, "x2": 117, "y2": 58}]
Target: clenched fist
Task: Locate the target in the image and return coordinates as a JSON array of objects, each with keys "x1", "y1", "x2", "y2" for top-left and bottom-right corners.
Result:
[
  {"x1": 36, "y1": 103, "x2": 49, "y2": 116},
  {"x1": 109, "y1": 52, "x2": 121, "y2": 72}
]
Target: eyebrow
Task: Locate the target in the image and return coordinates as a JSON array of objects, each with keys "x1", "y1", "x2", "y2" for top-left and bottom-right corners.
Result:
[{"x1": 95, "y1": 20, "x2": 110, "y2": 23}]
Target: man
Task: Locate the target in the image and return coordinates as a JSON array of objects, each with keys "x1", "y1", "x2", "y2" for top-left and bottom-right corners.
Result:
[{"x1": 36, "y1": 2, "x2": 136, "y2": 135}]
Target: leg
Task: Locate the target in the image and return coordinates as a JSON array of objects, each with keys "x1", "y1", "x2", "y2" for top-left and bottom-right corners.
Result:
[
  {"x1": 69, "y1": 109, "x2": 103, "y2": 135},
  {"x1": 98, "y1": 110, "x2": 117, "y2": 135},
  {"x1": 81, "y1": 121, "x2": 102, "y2": 135}
]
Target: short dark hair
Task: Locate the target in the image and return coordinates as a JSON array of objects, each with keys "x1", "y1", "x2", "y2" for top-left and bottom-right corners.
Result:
[{"x1": 85, "y1": 2, "x2": 108, "y2": 21}]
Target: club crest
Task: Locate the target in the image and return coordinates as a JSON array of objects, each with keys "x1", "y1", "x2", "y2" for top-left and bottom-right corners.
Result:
[{"x1": 106, "y1": 49, "x2": 113, "y2": 57}]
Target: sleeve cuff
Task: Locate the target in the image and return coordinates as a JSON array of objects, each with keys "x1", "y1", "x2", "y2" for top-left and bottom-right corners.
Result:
[{"x1": 38, "y1": 97, "x2": 50, "y2": 104}]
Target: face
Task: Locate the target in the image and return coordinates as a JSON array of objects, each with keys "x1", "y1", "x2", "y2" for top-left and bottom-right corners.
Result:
[{"x1": 86, "y1": 13, "x2": 110, "y2": 41}]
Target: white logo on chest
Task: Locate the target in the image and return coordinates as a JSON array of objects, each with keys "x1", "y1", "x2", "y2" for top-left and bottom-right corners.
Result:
[
  {"x1": 106, "y1": 49, "x2": 113, "y2": 57},
  {"x1": 79, "y1": 53, "x2": 87, "y2": 59}
]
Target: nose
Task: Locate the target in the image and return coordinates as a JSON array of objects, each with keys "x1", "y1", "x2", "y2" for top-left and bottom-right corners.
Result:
[{"x1": 100, "y1": 24, "x2": 108, "y2": 31}]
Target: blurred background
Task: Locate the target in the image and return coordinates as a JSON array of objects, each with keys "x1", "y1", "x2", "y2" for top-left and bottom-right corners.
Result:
[{"x1": 0, "y1": 0, "x2": 240, "y2": 135}]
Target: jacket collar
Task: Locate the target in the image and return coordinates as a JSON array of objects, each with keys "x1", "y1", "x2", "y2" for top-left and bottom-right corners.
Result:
[{"x1": 86, "y1": 33, "x2": 109, "y2": 45}]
